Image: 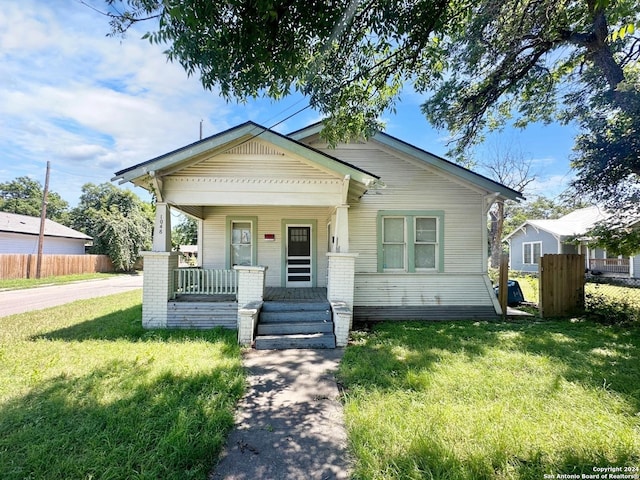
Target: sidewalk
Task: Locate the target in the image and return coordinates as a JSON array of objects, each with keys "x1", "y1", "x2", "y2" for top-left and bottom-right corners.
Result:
[{"x1": 209, "y1": 348, "x2": 351, "y2": 480}]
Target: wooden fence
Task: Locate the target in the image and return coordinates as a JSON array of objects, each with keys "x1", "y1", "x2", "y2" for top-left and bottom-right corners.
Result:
[
  {"x1": 0, "y1": 254, "x2": 114, "y2": 280},
  {"x1": 539, "y1": 254, "x2": 585, "y2": 317}
]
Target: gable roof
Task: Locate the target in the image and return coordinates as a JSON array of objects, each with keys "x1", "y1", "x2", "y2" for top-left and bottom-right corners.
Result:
[
  {"x1": 113, "y1": 121, "x2": 381, "y2": 188},
  {"x1": 0, "y1": 212, "x2": 92, "y2": 240},
  {"x1": 504, "y1": 206, "x2": 608, "y2": 241},
  {"x1": 288, "y1": 122, "x2": 524, "y2": 201}
]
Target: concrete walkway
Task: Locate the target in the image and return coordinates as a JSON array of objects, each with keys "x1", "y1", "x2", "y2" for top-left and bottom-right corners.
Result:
[{"x1": 210, "y1": 349, "x2": 351, "y2": 480}]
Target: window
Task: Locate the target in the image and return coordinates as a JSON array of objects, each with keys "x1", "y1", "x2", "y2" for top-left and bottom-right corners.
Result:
[
  {"x1": 523, "y1": 242, "x2": 541, "y2": 265},
  {"x1": 227, "y1": 217, "x2": 258, "y2": 267},
  {"x1": 377, "y1": 211, "x2": 444, "y2": 272}
]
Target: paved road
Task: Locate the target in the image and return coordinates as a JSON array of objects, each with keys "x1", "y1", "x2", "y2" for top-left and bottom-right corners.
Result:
[{"x1": 0, "y1": 274, "x2": 144, "y2": 318}]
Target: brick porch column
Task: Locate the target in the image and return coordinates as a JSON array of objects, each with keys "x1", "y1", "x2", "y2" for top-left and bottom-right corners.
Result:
[
  {"x1": 327, "y1": 253, "x2": 358, "y2": 347},
  {"x1": 235, "y1": 265, "x2": 268, "y2": 345},
  {"x1": 141, "y1": 251, "x2": 179, "y2": 329}
]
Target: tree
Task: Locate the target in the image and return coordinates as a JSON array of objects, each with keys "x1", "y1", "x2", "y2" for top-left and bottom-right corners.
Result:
[
  {"x1": 503, "y1": 196, "x2": 579, "y2": 238},
  {"x1": 0, "y1": 176, "x2": 70, "y2": 224},
  {"x1": 172, "y1": 216, "x2": 198, "y2": 248},
  {"x1": 71, "y1": 183, "x2": 153, "y2": 271},
  {"x1": 101, "y1": 0, "x2": 639, "y2": 210},
  {"x1": 476, "y1": 142, "x2": 536, "y2": 268}
]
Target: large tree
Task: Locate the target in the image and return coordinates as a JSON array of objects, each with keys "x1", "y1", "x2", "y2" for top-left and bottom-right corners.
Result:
[
  {"x1": 70, "y1": 183, "x2": 153, "y2": 271},
  {"x1": 101, "y1": 0, "x2": 639, "y2": 205},
  {"x1": 0, "y1": 176, "x2": 70, "y2": 224}
]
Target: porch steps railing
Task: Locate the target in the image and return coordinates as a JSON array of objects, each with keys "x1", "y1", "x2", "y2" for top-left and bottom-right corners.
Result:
[{"x1": 173, "y1": 268, "x2": 238, "y2": 296}]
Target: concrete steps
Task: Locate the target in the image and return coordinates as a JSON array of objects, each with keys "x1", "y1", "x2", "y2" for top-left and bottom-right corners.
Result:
[{"x1": 255, "y1": 301, "x2": 335, "y2": 350}]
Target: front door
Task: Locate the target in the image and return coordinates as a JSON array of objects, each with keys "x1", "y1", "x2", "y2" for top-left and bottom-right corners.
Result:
[{"x1": 286, "y1": 225, "x2": 312, "y2": 287}]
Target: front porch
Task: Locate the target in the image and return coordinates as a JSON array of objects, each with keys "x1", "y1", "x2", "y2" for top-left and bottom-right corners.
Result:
[{"x1": 143, "y1": 255, "x2": 356, "y2": 348}]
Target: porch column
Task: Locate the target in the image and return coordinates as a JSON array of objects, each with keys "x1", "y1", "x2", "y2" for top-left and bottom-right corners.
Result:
[
  {"x1": 334, "y1": 205, "x2": 350, "y2": 253},
  {"x1": 141, "y1": 251, "x2": 179, "y2": 328},
  {"x1": 153, "y1": 202, "x2": 172, "y2": 252},
  {"x1": 327, "y1": 252, "x2": 358, "y2": 347},
  {"x1": 235, "y1": 265, "x2": 268, "y2": 346}
]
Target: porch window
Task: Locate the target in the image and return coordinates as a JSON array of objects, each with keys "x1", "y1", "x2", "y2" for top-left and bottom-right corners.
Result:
[
  {"x1": 523, "y1": 241, "x2": 541, "y2": 265},
  {"x1": 227, "y1": 216, "x2": 258, "y2": 267},
  {"x1": 377, "y1": 210, "x2": 444, "y2": 273}
]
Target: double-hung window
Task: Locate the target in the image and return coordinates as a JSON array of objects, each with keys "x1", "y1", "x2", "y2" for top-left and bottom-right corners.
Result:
[
  {"x1": 227, "y1": 216, "x2": 258, "y2": 267},
  {"x1": 522, "y1": 241, "x2": 541, "y2": 265},
  {"x1": 378, "y1": 211, "x2": 444, "y2": 272}
]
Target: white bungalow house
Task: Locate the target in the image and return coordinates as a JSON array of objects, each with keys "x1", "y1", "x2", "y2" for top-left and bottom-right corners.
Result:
[
  {"x1": 504, "y1": 205, "x2": 640, "y2": 278},
  {"x1": 0, "y1": 211, "x2": 91, "y2": 254},
  {"x1": 113, "y1": 121, "x2": 522, "y2": 348}
]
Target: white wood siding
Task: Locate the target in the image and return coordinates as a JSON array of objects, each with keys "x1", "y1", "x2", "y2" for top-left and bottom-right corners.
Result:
[
  {"x1": 308, "y1": 140, "x2": 494, "y2": 308},
  {"x1": 0, "y1": 232, "x2": 87, "y2": 255},
  {"x1": 202, "y1": 206, "x2": 332, "y2": 287}
]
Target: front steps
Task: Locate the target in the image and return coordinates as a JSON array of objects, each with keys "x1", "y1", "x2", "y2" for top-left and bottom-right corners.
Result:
[{"x1": 255, "y1": 301, "x2": 336, "y2": 350}]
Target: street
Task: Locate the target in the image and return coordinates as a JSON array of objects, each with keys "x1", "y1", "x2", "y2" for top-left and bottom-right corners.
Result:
[{"x1": 0, "y1": 274, "x2": 144, "y2": 318}]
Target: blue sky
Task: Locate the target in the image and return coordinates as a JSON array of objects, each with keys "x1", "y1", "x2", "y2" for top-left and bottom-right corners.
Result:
[{"x1": 1, "y1": 0, "x2": 578, "y2": 207}]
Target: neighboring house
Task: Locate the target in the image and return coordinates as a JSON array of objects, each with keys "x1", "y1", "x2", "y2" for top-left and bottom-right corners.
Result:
[
  {"x1": 0, "y1": 212, "x2": 91, "y2": 254},
  {"x1": 113, "y1": 121, "x2": 522, "y2": 347},
  {"x1": 505, "y1": 205, "x2": 639, "y2": 278}
]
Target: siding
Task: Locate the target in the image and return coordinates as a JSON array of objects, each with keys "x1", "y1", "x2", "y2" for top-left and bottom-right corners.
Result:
[
  {"x1": 202, "y1": 206, "x2": 332, "y2": 287},
  {"x1": 0, "y1": 232, "x2": 87, "y2": 255},
  {"x1": 508, "y1": 228, "x2": 559, "y2": 272},
  {"x1": 307, "y1": 140, "x2": 496, "y2": 310}
]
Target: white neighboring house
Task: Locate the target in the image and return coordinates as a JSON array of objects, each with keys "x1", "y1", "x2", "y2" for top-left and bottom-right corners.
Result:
[
  {"x1": 504, "y1": 205, "x2": 640, "y2": 278},
  {"x1": 0, "y1": 212, "x2": 91, "y2": 254}
]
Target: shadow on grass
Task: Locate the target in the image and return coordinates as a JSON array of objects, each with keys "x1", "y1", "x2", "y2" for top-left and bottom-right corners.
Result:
[
  {"x1": 344, "y1": 320, "x2": 640, "y2": 409},
  {"x1": 342, "y1": 320, "x2": 640, "y2": 478},
  {"x1": 0, "y1": 357, "x2": 245, "y2": 480}
]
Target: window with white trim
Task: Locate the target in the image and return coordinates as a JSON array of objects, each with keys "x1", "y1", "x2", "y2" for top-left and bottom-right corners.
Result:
[
  {"x1": 378, "y1": 211, "x2": 444, "y2": 272},
  {"x1": 522, "y1": 241, "x2": 541, "y2": 265}
]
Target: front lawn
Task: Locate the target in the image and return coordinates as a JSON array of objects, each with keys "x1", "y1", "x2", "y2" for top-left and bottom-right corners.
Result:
[
  {"x1": 339, "y1": 321, "x2": 640, "y2": 479},
  {"x1": 0, "y1": 291, "x2": 244, "y2": 480}
]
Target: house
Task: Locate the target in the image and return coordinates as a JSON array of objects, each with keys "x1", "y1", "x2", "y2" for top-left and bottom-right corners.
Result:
[
  {"x1": 0, "y1": 211, "x2": 91, "y2": 254},
  {"x1": 112, "y1": 121, "x2": 522, "y2": 348},
  {"x1": 504, "y1": 205, "x2": 640, "y2": 277}
]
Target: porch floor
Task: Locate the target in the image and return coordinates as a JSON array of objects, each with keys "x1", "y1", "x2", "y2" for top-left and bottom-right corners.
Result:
[
  {"x1": 172, "y1": 288, "x2": 328, "y2": 303},
  {"x1": 264, "y1": 287, "x2": 328, "y2": 302}
]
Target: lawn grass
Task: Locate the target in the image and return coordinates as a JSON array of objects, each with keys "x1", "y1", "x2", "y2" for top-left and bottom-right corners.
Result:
[
  {"x1": 339, "y1": 320, "x2": 640, "y2": 480},
  {"x1": 0, "y1": 272, "x2": 123, "y2": 290},
  {"x1": 0, "y1": 290, "x2": 245, "y2": 480}
]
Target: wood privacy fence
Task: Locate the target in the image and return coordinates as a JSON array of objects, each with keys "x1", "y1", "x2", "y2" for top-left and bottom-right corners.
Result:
[
  {"x1": 539, "y1": 254, "x2": 585, "y2": 317},
  {"x1": 0, "y1": 254, "x2": 114, "y2": 280}
]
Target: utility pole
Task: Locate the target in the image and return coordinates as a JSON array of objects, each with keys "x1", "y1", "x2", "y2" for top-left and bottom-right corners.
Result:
[{"x1": 35, "y1": 161, "x2": 50, "y2": 279}]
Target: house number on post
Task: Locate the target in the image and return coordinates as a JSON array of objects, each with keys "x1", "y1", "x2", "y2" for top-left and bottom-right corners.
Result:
[{"x1": 158, "y1": 214, "x2": 163, "y2": 235}]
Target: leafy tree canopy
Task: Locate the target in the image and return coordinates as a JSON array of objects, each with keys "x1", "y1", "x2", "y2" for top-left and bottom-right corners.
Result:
[
  {"x1": 172, "y1": 216, "x2": 198, "y2": 248},
  {"x1": 503, "y1": 195, "x2": 580, "y2": 238},
  {"x1": 0, "y1": 176, "x2": 70, "y2": 224},
  {"x1": 103, "y1": 0, "x2": 639, "y2": 218},
  {"x1": 71, "y1": 183, "x2": 153, "y2": 271}
]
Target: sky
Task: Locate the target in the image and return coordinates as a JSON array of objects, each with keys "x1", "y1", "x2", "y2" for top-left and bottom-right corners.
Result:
[{"x1": 0, "y1": 0, "x2": 579, "y2": 209}]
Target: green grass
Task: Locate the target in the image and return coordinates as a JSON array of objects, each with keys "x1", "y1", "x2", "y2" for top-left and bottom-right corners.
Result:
[
  {"x1": 339, "y1": 321, "x2": 640, "y2": 480},
  {"x1": 0, "y1": 272, "x2": 124, "y2": 290},
  {"x1": 0, "y1": 291, "x2": 245, "y2": 480}
]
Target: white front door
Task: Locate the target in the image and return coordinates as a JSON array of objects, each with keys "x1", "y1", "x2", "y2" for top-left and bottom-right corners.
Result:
[{"x1": 286, "y1": 225, "x2": 312, "y2": 287}]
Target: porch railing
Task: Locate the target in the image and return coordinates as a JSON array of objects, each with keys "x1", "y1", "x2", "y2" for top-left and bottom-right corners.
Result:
[
  {"x1": 173, "y1": 268, "x2": 238, "y2": 296},
  {"x1": 589, "y1": 258, "x2": 630, "y2": 274}
]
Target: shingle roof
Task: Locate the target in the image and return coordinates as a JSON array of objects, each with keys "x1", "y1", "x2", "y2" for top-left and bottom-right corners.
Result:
[
  {"x1": 0, "y1": 212, "x2": 92, "y2": 240},
  {"x1": 504, "y1": 205, "x2": 608, "y2": 241}
]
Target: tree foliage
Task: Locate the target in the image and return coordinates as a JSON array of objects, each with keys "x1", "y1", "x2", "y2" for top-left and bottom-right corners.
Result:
[
  {"x1": 172, "y1": 216, "x2": 198, "y2": 248},
  {"x1": 101, "y1": 0, "x2": 640, "y2": 229},
  {"x1": 503, "y1": 196, "x2": 579, "y2": 238},
  {"x1": 71, "y1": 183, "x2": 153, "y2": 271},
  {"x1": 0, "y1": 176, "x2": 70, "y2": 224}
]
